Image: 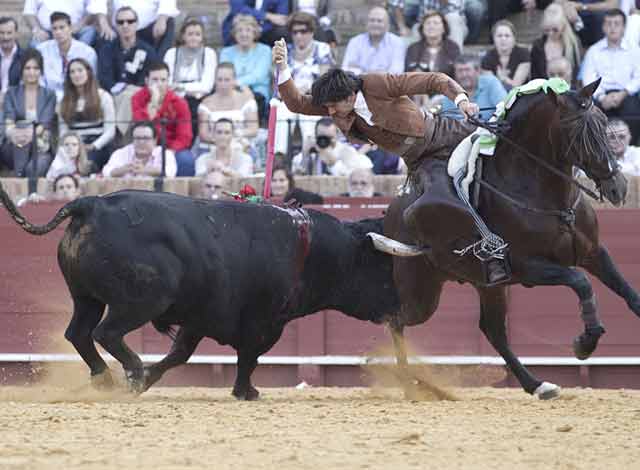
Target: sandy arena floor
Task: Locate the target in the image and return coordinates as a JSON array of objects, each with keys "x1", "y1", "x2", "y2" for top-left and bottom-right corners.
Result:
[{"x1": 0, "y1": 383, "x2": 638, "y2": 470}]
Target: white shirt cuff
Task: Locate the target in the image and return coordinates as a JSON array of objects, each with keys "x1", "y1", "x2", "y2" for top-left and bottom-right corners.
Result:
[
  {"x1": 277, "y1": 67, "x2": 292, "y2": 85},
  {"x1": 454, "y1": 93, "x2": 469, "y2": 107}
]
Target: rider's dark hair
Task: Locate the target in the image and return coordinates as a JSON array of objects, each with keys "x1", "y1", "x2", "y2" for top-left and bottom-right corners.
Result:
[{"x1": 311, "y1": 68, "x2": 362, "y2": 107}]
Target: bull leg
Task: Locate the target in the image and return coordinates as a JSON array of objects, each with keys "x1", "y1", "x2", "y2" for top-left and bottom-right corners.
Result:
[
  {"x1": 522, "y1": 258, "x2": 605, "y2": 360},
  {"x1": 477, "y1": 286, "x2": 559, "y2": 399},
  {"x1": 581, "y1": 244, "x2": 640, "y2": 318},
  {"x1": 142, "y1": 327, "x2": 204, "y2": 392},
  {"x1": 232, "y1": 326, "x2": 285, "y2": 401},
  {"x1": 91, "y1": 306, "x2": 155, "y2": 393},
  {"x1": 64, "y1": 296, "x2": 113, "y2": 389}
]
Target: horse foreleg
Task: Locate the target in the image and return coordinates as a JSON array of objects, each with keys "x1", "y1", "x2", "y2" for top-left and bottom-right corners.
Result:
[
  {"x1": 477, "y1": 286, "x2": 559, "y2": 399},
  {"x1": 581, "y1": 244, "x2": 640, "y2": 318},
  {"x1": 521, "y1": 258, "x2": 605, "y2": 360}
]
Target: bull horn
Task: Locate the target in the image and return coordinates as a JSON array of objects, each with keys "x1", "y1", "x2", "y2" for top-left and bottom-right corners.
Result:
[{"x1": 366, "y1": 233, "x2": 428, "y2": 257}]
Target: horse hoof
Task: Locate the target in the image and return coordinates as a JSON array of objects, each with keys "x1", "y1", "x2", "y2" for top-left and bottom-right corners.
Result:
[
  {"x1": 125, "y1": 370, "x2": 146, "y2": 395},
  {"x1": 534, "y1": 382, "x2": 561, "y2": 400},
  {"x1": 573, "y1": 328, "x2": 603, "y2": 360},
  {"x1": 232, "y1": 386, "x2": 260, "y2": 401}
]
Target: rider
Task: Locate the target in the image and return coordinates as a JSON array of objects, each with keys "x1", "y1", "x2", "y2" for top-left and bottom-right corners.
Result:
[{"x1": 272, "y1": 39, "x2": 509, "y2": 284}]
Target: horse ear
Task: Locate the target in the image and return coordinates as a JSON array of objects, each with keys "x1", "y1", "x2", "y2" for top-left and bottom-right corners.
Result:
[
  {"x1": 578, "y1": 78, "x2": 602, "y2": 100},
  {"x1": 547, "y1": 87, "x2": 558, "y2": 106}
]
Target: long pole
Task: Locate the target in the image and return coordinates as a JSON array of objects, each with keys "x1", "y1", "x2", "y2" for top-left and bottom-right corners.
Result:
[{"x1": 262, "y1": 69, "x2": 279, "y2": 200}]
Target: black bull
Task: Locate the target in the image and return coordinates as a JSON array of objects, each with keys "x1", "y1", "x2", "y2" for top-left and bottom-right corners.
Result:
[{"x1": 0, "y1": 188, "x2": 411, "y2": 399}]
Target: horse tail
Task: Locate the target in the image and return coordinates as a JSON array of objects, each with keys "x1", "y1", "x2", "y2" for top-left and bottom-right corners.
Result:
[{"x1": 0, "y1": 180, "x2": 98, "y2": 236}]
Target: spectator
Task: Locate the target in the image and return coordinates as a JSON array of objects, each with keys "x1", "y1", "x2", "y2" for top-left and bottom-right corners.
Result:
[
  {"x1": 222, "y1": 0, "x2": 290, "y2": 47},
  {"x1": 624, "y1": 6, "x2": 640, "y2": 47},
  {"x1": 164, "y1": 16, "x2": 217, "y2": 140},
  {"x1": 102, "y1": 120, "x2": 177, "y2": 177},
  {"x1": 342, "y1": 6, "x2": 405, "y2": 75},
  {"x1": 23, "y1": 0, "x2": 102, "y2": 46},
  {"x1": 195, "y1": 118, "x2": 253, "y2": 177},
  {"x1": 440, "y1": 54, "x2": 507, "y2": 120},
  {"x1": 219, "y1": 14, "x2": 273, "y2": 122},
  {"x1": 389, "y1": 1, "x2": 468, "y2": 49},
  {"x1": 197, "y1": 62, "x2": 259, "y2": 155},
  {"x1": 405, "y1": 10, "x2": 460, "y2": 78},
  {"x1": 97, "y1": 0, "x2": 179, "y2": 58},
  {"x1": 274, "y1": 11, "x2": 335, "y2": 156},
  {"x1": 530, "y1": 3, "x2": 582, "y2": 81},
  {"x1": 291, "y1": 0, "x2": 338, "y2": 51},
  {"x1": 58, "y1": 57, "x2": 115, "y2": 171},
  {"x1": 37, "y1": 11, "x2": 97, "y2": 101},
  {"x1": 481, "y1": 19, "x2": 530, "y2": 90},
  {"x1": 546, "y1": 56, "x2": 575, "y2": 86},
  {"x1": 582, "y1": 8, "x2": 640, "y2": 142},
  {"x1": 199, "y1": 170, "x2": 232, "y2": 200},
  {"x1": 607, "y1": 118, "x2": 640, "y2": 175},
  {"x1": 52, "y1": 173, "x2": 81, "y2": 200},
  {"x1": 0, "y1": 48, "x2": 56, "y2": 177},
  {"x1": 342, "y1": 168, "x2": 381, "y2": 197},
  {"x1": 270, "y1": 163, "x2": 324, "y2": 204},
  {"x1": 46, "y1": 131, "x2": 94, "y2": 179},
  {"x1": 98, "y1": 6, "x2": 157, "y2": 137},
  {"x1": 560, "y1": 0, "x2": 619, "y2": 47},
  {"x1": 0, "y1": 17, "x2": 25, "y2": 102},
  {"x1": 131, "y1": 60, "x2": 194, "y2": 176},
  {"x1": 291, "y1": 117, "x2": 373, "y2": 176}
]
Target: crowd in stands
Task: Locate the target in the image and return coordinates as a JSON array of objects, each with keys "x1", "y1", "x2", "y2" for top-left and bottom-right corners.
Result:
[{"x1": 1, "y1": 0, "x2": 640, "y2": 205}]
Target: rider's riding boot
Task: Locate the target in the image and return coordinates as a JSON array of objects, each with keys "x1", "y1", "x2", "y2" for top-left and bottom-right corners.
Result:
[{"x1": 487, "y1": 258, "x2": 510, "y2": 285}]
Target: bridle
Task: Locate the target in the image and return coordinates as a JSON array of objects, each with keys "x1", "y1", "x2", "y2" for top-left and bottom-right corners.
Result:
[{"x1": 467, "y1": 97, "x2": 617, "y2": 203}]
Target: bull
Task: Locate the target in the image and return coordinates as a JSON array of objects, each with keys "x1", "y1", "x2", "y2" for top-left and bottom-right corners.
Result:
[{"x1": 0, "y1": 186, "x2": 410, "y2": 399}]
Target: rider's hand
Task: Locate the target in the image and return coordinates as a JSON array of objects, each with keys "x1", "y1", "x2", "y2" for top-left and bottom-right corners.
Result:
[
  {"x1": 272, "y1": 38, "x2": 288, "y2": 72},
  {"x1": 458, "y1": 100, "x2": 479, "y2": 120}
]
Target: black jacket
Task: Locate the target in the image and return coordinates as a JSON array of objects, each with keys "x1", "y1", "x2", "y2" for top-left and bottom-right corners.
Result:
[{"x1": 0, "y1": 45, "x2": 24, "y2": 91}]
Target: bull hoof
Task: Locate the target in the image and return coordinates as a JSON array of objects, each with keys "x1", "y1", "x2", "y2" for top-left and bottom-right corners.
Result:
[
  {"x1": 90, "y1": 370, "x2": 115, "y2": 390},
  {"x1": 533, "y1": 382, "x2": 560, "y2": 400},
  {"x1": 573, "y1": 328, "x2": 604, "y2": 360},
  {"x1": 232, "y1": 385, "x2": 260, "y2": 401}
]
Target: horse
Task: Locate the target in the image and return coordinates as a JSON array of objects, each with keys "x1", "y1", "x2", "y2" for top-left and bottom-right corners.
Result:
[{"x1": 376, "y1": 79, "x2": 637, "y2": 399}]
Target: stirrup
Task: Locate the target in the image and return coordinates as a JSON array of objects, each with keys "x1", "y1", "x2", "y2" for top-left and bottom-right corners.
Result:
[{"x1": 483, "y1": 256, "x2": 512, "y2": 286}]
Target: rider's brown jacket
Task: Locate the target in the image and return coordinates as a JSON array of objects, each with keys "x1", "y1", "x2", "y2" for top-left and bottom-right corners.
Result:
[{"x1": 278, "y1": 71, "x2": 467, "y2": 159}]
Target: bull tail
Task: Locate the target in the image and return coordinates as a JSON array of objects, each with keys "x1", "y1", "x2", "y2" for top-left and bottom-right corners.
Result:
[{"x1": 0, "y1": 180, "x2": 98, "y2": 236}]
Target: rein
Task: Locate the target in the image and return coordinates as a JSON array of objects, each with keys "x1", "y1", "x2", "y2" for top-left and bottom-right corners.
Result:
[{"x1": 467, "y1": 115, "x2": 603, "y2": 202}]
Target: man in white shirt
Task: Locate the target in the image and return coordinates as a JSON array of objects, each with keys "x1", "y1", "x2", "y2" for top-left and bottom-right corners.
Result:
[
  {"x1": 96, "y1": 0, "x2": 179, "y2": 58},
  {"x1": 195, "y1": 118, "x2": 253, "y2": 178},
  {"x1": 23, "y1": 0, "x2": 104, "y2": 46},
  {"x1": 292, "y1": 117, "x2": 373, "y2": 176},
  {"x1": 607, "y1": 118, "x2": 640, "y2": 175},
  {"x1": 341, "y1": 6, "x2": 405, "y2": 75},
  {"x1": 102, "y1": 120, "x2": 177, "y2": 177},
  {"x1": 37, "y1": 11, "x2": 97, "y2": 101},
  {"x1": 581, "y1": 8, "x2": 640, "y2": 142}
]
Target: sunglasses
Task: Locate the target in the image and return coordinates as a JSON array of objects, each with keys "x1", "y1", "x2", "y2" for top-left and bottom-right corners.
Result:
[
  {"x1": 291, "y1": 28, "x2": 310, "y2": 35},
  {"x1": 116, "y1": 18, "x2": 137, "y2": 25}
]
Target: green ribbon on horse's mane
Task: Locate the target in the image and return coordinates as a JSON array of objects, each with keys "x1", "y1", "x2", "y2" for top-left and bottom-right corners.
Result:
[{"x1": 477, "y1": 77, "x2": 572, "y2": 150}]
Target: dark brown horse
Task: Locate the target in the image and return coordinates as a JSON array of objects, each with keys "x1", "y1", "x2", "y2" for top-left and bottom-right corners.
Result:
[{"x1": 378, "y1": 79, "x2": 635, "y2": 399}]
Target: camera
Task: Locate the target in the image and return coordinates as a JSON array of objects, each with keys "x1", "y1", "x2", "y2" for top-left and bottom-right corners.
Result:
[{"x1": 316, "y1": 135, "x2": 332, "y2": 148}]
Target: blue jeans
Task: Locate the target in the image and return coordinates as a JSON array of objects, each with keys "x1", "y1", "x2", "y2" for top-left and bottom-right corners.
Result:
[
  {"x1": 174, "y1": 149, "x2": 195, "y2": 177},
  {"x1": 464, "y1": 0, "x2": 487, "y2": 43}
]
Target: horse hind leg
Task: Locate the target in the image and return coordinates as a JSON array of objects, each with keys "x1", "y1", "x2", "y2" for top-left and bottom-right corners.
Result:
[
  {"x1": 477, "y1": 285, "x2": 560, "y2": 399},
  {"x1": 521, "y1": 258, "x2": 605, "y2": 360},
  {"x1": 581, "y1": 244, "x2": 640, "y2": 317}
]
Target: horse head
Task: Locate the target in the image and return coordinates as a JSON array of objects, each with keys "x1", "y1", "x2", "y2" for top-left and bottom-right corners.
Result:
[{"x1": 550, "y1": 78, "x2": 627, "y2": 205}]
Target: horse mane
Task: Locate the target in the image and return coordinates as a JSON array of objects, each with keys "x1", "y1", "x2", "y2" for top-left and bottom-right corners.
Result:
[{"x1": 500, "y1": 89, "x2": 611, "y2": 169}]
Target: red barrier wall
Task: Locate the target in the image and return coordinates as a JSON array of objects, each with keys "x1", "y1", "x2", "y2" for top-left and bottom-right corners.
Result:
[{"x1": 1, "y1": 202, "x2": 639, "y2": 389}]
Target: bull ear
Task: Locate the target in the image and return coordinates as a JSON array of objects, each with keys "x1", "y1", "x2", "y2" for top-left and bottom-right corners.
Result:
[{"x1": 578, "y1": 78, "x2": 601, "y2": 100}]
